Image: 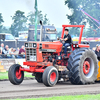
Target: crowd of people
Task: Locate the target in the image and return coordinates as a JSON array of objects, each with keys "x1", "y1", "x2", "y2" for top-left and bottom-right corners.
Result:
[
  {"x1": 0, "y1": 43, "x2": 25, "y2": 58},
  {"x1": 0, "y1": 42, "x2": 100, "y2": 59},
  {"x1": 93, "y1": 44, "x2": 100, "y2": 60}
]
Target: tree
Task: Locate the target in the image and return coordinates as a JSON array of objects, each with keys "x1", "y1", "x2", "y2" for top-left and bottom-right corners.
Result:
[
  {"x1": 0, "y1": 13, "x2": 4, "y2": 33},
  {"x1": 43, "y1": 14, "x2": 50, "y2": 25},
  {"x1": 10, "y1": 10, "x2": 28, "y2": 37},
  {"x1": 65, "y1": 0, "x2": 100, "y2": 37},
  {"x1": 27, "y1": 10, "x2": 50, "y2": 25},
  {"x1": 69, "y1": 27, "x2": 80, "y2": 36},
  {"x1": 37, "y1": 11, "x2": 43, "y2": 24},
  {"x1": 85, "y1": 28, "x2": 95, "y2": 37},
  {"x1": 27, "y1": 11, "x2": 35, "y2": 25},
  {"x1": 65, "y1": 0, "x2": 100, "y2": 26},
  {"x1": 2, "y1": 26, "x2": 10, "y2": 33}
]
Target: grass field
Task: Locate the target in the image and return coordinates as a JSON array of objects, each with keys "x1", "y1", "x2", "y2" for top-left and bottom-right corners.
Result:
[
  {"x1": 0, "y1": 72, "x2": 33, "y2": 80},
  {"x1": 16, "y1": 94, "x2": 100, "y2": 100}
]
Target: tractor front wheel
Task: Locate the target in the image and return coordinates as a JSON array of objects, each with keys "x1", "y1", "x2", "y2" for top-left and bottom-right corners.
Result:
[
  {"x1": 42, "y1": 66, "x2": 58, "y2": 87},
  {"x1": 8, "y1": 64, "x2": 24, "y2": 85},
  {"x1": 68, "y1": 48, "x2": 98, "y2": 85}
]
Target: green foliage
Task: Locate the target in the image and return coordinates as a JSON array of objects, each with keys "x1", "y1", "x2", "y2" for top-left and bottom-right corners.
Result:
[
  {"x1": 0, "y1": 72, "x2": 8, "y2": 79},
  {"x1": 16, "y1": 94, "x2": 100, "y2": 100},
  {"x1": 0, "y1": 9, "x2": 50, "y2": 36},
  {"x1": 37, "y1": 11, "x2": 43, "y2": 24},
  {"x1": 27, "y1": 10, "x2": 50, "y2": 25},
  {"x1": 10, "y1": 10, "x2": 28, "y2": 37},
  {"x1": 43, "y1": 14, "x2": 50, "y2": 25},
  {"x1": 0, "y1": 72, "x2": 32, "y2": 80},
  {"x1": 69, "y1": 27, "x2": 80, "y2": 36},
  {"x1": 2, "y1": 26, "x2": 11, "y2": 33},
  {"x1": 65, "y1": 0, "x2": 100, "y2": 37},
  {"x1": 0, "y1": 13, "x2": 4, "y2": 33},
  {"x1": 27, "y1": 11, "x2": 35, "y2": 25},
  {"x1": 85, "y1": 28, "x2": 95, "y2": 37},
  {"x1": 0, "y1": 10, "x2": 50, "y2": 35},
  {"x1": 65, "y1": 0, "x2": 100, "y2": 26}
]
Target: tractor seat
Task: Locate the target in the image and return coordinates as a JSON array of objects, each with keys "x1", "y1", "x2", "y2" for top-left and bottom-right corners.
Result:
[
  {"x1": 62, "y1": 45, "x2": 72, "y2": 53},
  {"x1": 62, "y1": 44, "x2": 71, "y2": 49},
  {"x1": 62, "y1": 45, "x2": 71, "y2": 49}
]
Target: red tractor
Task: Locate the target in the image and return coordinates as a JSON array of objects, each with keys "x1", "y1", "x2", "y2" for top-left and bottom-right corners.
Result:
[{"x1": 8, "y1": 25, "x2": 98, "y2": 86}]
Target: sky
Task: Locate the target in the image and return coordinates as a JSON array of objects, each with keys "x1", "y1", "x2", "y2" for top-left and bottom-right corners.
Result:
[{"x1": 0, "y1": 0, "x2": 71, "y2": 28}]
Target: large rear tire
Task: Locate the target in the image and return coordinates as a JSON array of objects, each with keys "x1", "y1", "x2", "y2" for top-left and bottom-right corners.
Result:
[
  {"x1": 8, "y1": 64, "x2": 24, "y2": 85},
  {"x1": 42, "y1": 66, "x2": 58, "y2": 87},
  {"x1": 35, "y1": 73, "x2": 43, "y2": 83},
  {"x1": 68, "y1": 48, "x2": 98, "y2": 84}
]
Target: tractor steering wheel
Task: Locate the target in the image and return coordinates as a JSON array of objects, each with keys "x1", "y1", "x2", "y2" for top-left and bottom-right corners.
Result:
[{"x1": 59, "y1": 38, "x2": 64, "y2": 44}]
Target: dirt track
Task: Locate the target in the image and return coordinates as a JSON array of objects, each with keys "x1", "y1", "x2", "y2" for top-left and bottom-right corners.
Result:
[{"x1": 1, "y1": 79, "x2": 100, "y2": 99}]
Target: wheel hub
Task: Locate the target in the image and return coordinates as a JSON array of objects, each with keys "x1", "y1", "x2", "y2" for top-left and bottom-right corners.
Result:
[
  {"x1": 50, "y1": 72, "x2": 56, "y2": 82},
  {"x1": 16, "y1": 69, "x2": 22, "y2": 79},
  {"x1": 83, "y1": 61, "x2": 90, "y2": 74}
]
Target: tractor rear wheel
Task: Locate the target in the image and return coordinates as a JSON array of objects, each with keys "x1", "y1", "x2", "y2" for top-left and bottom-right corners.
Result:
[
  {"x1": 42, "y1": 66, "x2": 58, "y2": 86},
  {"x1": 68, "y1": 48, "x2": 98, "y2": 85},
  {"x1": 8, "y1": 64, "x2": 24, "y2": 85},
  {"x1": 35, "y1": 73, "x2": 43, "y2": 83}
]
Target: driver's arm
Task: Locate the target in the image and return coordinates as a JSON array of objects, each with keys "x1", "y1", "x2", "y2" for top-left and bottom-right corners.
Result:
[
  {"x1": 64, "y1": 37, "x2": 68, "y2": 41},
  {"x1": 61, "y1": 37, "x2": 68, "y2": 41}
]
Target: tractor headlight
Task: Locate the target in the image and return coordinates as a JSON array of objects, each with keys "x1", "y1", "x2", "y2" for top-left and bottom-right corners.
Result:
[
  {"x1": 33, "y1": 43, "x2": 37, "y2": 48},
  {"x1": 25, "y1": 43, "x2": 28, "y2": 47},
  {"x1": 76, "y1": 45, "x2": 79, "y2": 47},
  {"x1": 56, "y1": 55, "x2": 62, "y2": 60},
  {"x1": 73, "y1": 45, "x2": 75, "y2": 47},
  {"x1": 58, "y1": 56, "x2": 61, "y2": 60}
]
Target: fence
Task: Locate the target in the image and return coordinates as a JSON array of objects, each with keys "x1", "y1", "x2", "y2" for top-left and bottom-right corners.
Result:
[{"x1": 0, "y1": 54, "x2": 27, "y2": 72}]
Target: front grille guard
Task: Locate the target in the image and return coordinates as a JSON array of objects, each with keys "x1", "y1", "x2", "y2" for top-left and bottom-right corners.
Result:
[{"x1": 26, "y1": 48, "x2": 37, "y2": 61}]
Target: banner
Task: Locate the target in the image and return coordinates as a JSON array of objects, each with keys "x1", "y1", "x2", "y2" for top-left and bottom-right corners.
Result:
[
  {"x1": 0, "y1": 59, "x2": 28, "y2": 72},
  {"x1": 0, "y1": 59, "x2": 15, "y2": 71}
]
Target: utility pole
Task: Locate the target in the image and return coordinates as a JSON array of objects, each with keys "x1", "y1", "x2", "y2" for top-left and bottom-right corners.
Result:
[{"x1": 34, "y1": 0, "x2": 38, "y2": 41}]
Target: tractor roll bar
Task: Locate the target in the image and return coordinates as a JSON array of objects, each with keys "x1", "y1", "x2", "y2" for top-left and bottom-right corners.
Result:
[{"x1": 61, "y1": 25, "x2": 84, "y2": 44}]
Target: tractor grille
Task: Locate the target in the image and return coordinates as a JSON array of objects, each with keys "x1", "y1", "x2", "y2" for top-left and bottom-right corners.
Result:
[{"x1": 26, "y1": 48, "x2": 37, "y2": 61}]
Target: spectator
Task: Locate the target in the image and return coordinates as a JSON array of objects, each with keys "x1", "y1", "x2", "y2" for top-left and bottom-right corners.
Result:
[
  {"x1": 1, "y1": 43, "x2": 4, "y2": 54},
  {"x1": 1, "y1": 43, "x2": 4, "y2": 49},
  {"x1": 9, "y1": 48, "x2": 13, "y2": 54},
  {"x1": 13, "y1": 48, "x2": 19, "y2": 55},
  {"x1": 0, "y1": 48, "x2": 2, "y2": 58},
  {"x1": 5, "y1": 45, "x2": 9, "y2": 54},
  {"x1": 0, "y1": 43, "x2": 6, "y2": 58},
  {"x1": 4, "y1": 45, "x2": 12, "y2": 58},
  {"x1": 0, "y1": 48, "x2": 2, "y2": 54},
  {"x1": 17, "y1": 47, "x2": 20, "y2": 51},
  {"x1": 19, "y1": 45, "x2": 25, "y2": 58},
  {"x1": 9, "y1": 48, "x2": 16, "y2": 58},
  {"x1": 92, "y1": 47, "x2": 96, "y2": 51},
  {"x1": 19, "y1": 45, "x2": 25, "y2": 54},
  {"x1": 95, "y1": 44, "x2": 100, "y2": 60}
]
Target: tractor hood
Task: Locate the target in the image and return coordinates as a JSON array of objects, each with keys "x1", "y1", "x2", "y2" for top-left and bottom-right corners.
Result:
[{"x1": 25, "y1": 41, "x2": 63, "y2": 53}]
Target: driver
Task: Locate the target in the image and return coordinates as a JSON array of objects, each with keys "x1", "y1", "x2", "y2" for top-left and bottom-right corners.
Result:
[{"x1": 61, "y1": 28, "x2": 72, "y2": 56}]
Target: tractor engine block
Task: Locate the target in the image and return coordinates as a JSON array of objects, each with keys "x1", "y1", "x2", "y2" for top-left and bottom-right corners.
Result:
[{"x1": 42, "y1": 53, "x2": 56, "y2": 62}]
